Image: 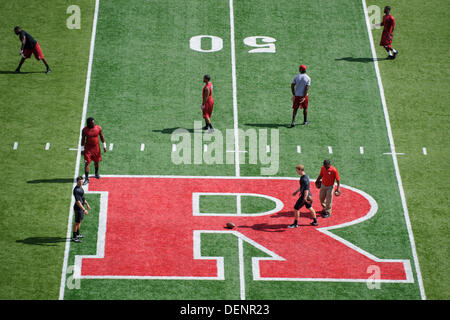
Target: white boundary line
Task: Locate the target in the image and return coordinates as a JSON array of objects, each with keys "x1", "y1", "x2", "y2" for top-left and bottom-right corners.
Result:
[
  {"x1": 73, "y1": 175, "x2": 413, "y2": 286},
  {"x1": 229, "y1": 0, "x2": 240, "y2": 177},
  {"x1": 361, "y1": 0, "x2": 425, "y2": 299},
  {"x1": 58, "y1": 0, "x2": 100, "y2": 301}
]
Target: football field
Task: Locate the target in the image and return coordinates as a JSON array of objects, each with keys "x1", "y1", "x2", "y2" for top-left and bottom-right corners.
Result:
[{"x1": 0, "y1": 0, "x2": 449, "y2": 301}]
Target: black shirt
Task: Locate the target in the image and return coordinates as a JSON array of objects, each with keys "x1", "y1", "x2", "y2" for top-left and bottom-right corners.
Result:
[
  {"x1": 299, "y1": 174, "x2": 311, "y2": 197},
  {"x1": 73, "y1": 186, "x2": 85, "y2": 211},
  {"x1": 18, "y1": 30, "x2": 37, "y2": 50}
]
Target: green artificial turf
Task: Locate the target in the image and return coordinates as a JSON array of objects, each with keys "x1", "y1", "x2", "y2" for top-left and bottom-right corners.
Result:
[{"x1": 0, "y1": 0, "x2": 447, "y2": 300}]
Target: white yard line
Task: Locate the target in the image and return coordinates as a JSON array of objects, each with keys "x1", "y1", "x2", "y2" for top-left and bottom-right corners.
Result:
[
  {"x1": 229, "y1": 0, "x2": 240, "y2": 178},
  {"x1": 362, "y1": 0, "x2": 426, "y2": 300},
  {"x1": 59, "y1": 0, "x2": 100, "y2": 301}
]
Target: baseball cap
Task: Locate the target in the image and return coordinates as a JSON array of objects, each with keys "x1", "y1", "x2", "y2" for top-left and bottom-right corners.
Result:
[{"x1": 299, "y1": 64, "x2": 307, "y2": 71}]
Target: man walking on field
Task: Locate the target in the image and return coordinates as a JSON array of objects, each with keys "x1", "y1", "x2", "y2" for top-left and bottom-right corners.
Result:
[
  {"x1": 315, "y1": 159, "x2": 341, "y2": 218},
  {"x1": 290, "y1": 64, "x2": 310, "y2": 127},
  {"x1": 81, "y1": 117, "x2": 107, "y2": 185},
  {"x1": 374, "y1": 6, "x2": 398, "y2": 60},
  {"x1": 201, "y1": 74, "x2": 215, "y2": 133}
]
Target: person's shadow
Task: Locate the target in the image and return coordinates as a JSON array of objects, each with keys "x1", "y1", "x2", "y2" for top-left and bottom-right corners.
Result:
[
  {"x1": 16, "y1": 237, "x2": 68, "y2": 246},
  {"x1": 152, "y1": 127, "x2": 198, "y2": 134},
  {"x1": 0, "y1": 70, "x2": 46, "y2": 74},
  {"x1": 27, "y1": 178, "x2": 74, "y2": 184},
  {"x1": 244, "y1": 123, "x2": 290, "y2": 129},
  {"x1": 335, "y1": 57, "x2": 387, "y2": 63}
]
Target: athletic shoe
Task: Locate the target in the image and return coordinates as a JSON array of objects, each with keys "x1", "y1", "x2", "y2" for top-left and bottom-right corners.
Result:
[
  {"x1": 301, "y1": 121, "x2": 309, "y2": 125},
  {"x1": 289, "y1": 123, "x2": 295, "y2": 128},
  {"x1": 208, "y1": 128, "x2": 214, "y2": 134},
  {"x1": 202, "y1": 126, "x2": 208, "y2": 130},
  {"x1": 322, "y1": 212, "x2": 331, "y2": 218},
  {"x1": 14, "y1": 68, "x2": 20, "y2": 73},
  {"x1": 95, "y1": 174, "x2": 100, "y2": 179},
  {"x1": 310, "y1": 221, "x2": 318, "y2": 226},
  {"x1": 46, "y1": 68, "x2": 51, "y2": 74},
  {"x1": 72, "y1": 237, "x2": 82, "y2": 243},
  {"x1": 393, "y1": 50, "x2": 398, "y2": 59},
  {"x1": 386, "y1": 55, "x2": 394, "y2": 60},
  {"x1": 83, "y1": 178, "x2": 89, "y2": 185},
  {"x1": 76, "y1": 234, "x2": 84, "y2": 239},
  {"x1": 287, "y1": 223, "x2": 298, "y2": 228}
]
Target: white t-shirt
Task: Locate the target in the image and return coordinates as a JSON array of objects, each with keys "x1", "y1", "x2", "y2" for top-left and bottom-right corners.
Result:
[{"x1": 292, "y1": 73, "x2": 311, "y2": 96}]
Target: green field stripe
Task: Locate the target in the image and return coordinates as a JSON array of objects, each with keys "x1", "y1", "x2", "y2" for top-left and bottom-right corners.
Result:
[
  {"x1": 82, "y1": 0, "x2": 237, "y2": 176},
  {"x1": 367, "y1": 0, "x2": 450, "y2": 299},
  {"x1": 0, "y1": 0, "x2": 95, "y2": 299}
]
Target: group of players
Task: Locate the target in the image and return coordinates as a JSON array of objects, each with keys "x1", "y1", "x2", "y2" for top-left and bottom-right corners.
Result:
[{"x1": 12, "y1": 6, "x2": 394, "y2": 242}]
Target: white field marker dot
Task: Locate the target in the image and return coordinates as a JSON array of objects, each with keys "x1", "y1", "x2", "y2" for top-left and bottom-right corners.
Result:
[
  {"x1": 422, "y1": 147, "x2": 427, "y2": 155},
  {"x1": 140, "y1": 144, "x2": 145, "y2": 151},
  {"x1": 45, "y1": 142, "x2": 50, "y2": 150},
  {"x1": 109, "y1": 143, "x2": 114, "y2": 151},
  {"x1": 297, "y1": 145, "x2": 301, "y2": 153},
  {"x1": 328, "y1": 146, "x2": 333, "y2": 154},
  {"x1": 172, "y1": 144, "x2": 176, "y2": 152},
  {"x1": 360, "y1": 146, "x2": 364, "y2": 154},
  {"x1": 13, "y1": 142, "x2": 18, "y2": 150}
]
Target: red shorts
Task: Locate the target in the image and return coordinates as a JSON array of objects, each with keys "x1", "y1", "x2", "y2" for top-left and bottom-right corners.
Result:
[
  {"x1": 84, "y1": 148, "x2": 102, "y2": 165},
  {"x1": 380, "y1": 32, "x2": 393, "y2": 46},
  {"x1": 23, "y1": 42, "x2": 45, "y2": 61},
  {"x1": 292, "y1": 95, "x2": 309, "y2": 110},
  {"x1": 202, "y1": 100, "x2": 214, "y2": 120}
]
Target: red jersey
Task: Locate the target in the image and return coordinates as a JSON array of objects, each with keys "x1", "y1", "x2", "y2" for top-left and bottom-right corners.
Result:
[
  {"x1": 203, "y1": 82, "x2": 214, "y2": 103},
  {"x1": 320, "y1": 165, "x2": 340, "y2": 187},
  {"x1": 382, "y1": 14, "x2": 395, "y2": 34},
  {"x1": 83, "y1": 125, "x2": 102, "y2": 151}
]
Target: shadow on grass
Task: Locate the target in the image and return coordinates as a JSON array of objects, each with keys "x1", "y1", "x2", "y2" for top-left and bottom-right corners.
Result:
[
  {"x1": 0, "y1": 70, "x2": 46, "y2": 74},
  {"x1": 27, "y1": 178, "x2": 74, "y2": 184},
  {"x1": 335, "y1": 57, "x2": 387, "y2": 63},
  {"x1": 16, "y1": 237, "x2": 68, "y2": 246},
  {"x1": 244, "y1": 123, "x2": 290, "y2": 128},
  {"x1": 152, "y1": 127, "x2": 199, "y2": 134}
]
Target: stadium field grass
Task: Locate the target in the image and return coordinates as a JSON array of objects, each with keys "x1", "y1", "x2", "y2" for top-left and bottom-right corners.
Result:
[
  {"x1": 64, "y1": 0, "x2": 419, "y2": 300},
  {"x1": 0, "y1": 0, "x2": 95, "y2": 299},
  {"x1": 0, "y1": 0, "x2": 448, "y2": 300},
  {"x1": 367, "y1": 0, "x2": 450, "y2": 299}
]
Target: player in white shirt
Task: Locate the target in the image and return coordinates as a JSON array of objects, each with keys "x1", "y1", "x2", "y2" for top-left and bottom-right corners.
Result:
[{"x1": 290, "y1": 65, "x2": 311, "y2": 127}]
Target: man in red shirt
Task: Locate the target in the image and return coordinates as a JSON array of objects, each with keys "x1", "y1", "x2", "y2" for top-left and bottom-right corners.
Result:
[
  {"x1": 201, "y1": 74, "x2": 214, "y2": 133},
  {"x1": 81, "y1": 117, "x2": 107, "y2": 185},
  {"x1": 316, "y1": 159, "x2": 341, "y2": 218},
  {"x1": 374, "y1": 6, "x2": 398, "y2": 60}
]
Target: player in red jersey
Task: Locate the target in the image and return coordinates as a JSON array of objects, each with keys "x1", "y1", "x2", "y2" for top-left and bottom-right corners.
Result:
[
  {"x1": 14, "y1": 26, "x2": 51, "y2": 74},
  {"x1": 201, "y1": 74, "x2": 214, "y2": 133},
  {"x1": 374, "y1": 6, "x2": 398, "y2": 60},
  {"x1": 81, "y1": 117, "x2": 107, "y2": 185}
]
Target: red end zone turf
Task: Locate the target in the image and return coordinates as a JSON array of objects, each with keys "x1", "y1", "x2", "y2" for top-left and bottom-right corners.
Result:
[{"x1": 77, "y1": 177, "x2": 412, "y2": 282}]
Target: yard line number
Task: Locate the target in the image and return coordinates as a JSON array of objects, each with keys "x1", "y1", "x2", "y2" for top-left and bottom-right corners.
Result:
[{"x1": 190, "y1": 35, "x2": 276, "y2": 53}]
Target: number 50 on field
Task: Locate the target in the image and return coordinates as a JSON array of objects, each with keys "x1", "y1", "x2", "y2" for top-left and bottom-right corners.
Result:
[{"x1": 190, "y1": 35, "x2": 276, "y2": 53}]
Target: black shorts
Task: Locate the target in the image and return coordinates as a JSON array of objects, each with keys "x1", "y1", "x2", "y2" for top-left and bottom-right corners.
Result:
[
  {"x1": 74, "y1": 208, "x2": 84, "y2": 223},
  {"x1": 294, "y1": 196, "x2": 312, "y2": 210}
]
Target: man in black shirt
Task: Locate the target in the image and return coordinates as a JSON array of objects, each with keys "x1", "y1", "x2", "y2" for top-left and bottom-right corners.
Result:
[
  {"x1": 72, "y1": 176, "x2": 91, "y2": 242},
  {"x1": 14, "y1": 26, "x2": 51, "y2": 74},
  {"x1": 288, "y1": 164, "x2": 318, "y2": 228}
]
